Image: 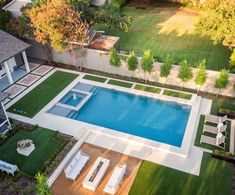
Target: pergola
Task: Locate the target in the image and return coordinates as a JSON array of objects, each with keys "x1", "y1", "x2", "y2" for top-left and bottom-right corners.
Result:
[
  {"x1": 0, "y1": 30, "x2": 30, "y2": 85},
  {"x1": 0, "y1": 92, "x2": 11, "y2": 134}
]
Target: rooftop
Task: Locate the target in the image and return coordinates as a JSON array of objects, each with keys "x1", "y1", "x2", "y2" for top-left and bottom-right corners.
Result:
[{"x1": 0, "y1": 30, "x2": 30, "y2": 63}]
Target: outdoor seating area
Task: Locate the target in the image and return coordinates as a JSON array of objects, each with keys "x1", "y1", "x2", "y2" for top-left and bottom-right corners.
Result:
[
  {"x1": 0, "y1": 160, "x2": 19, "y2": 176},
  {"x1": 51, "y1": 143, "x2": 141, "y2": 195},
  {"x1": 200, "y1": 114, "x2": 228, "y2": 150}
]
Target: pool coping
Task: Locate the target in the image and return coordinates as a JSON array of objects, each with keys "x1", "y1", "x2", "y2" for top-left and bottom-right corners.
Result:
[{"x1": 36, "y1": 72, "x2": 201, "y2": 158}]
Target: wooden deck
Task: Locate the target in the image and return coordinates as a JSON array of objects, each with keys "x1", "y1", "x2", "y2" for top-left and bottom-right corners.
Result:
[{"x1": 51, "y1": 143, "x2": 141, "y2": 195}]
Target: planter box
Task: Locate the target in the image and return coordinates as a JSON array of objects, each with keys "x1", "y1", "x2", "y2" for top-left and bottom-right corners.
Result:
[
  {"x1": 17, "y1": 144, "x2": 35, "y2": 156},
  {"x1": 218, "y1": 109, "x2": 235, "y2": 119},
  {"x1": 212, "y1": 153, "x2": 235, "y2": 164}
]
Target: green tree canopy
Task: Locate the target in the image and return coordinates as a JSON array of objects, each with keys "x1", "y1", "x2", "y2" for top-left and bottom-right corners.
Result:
[
  {"x1": 141, "y1": 49, "x2": 153, "y2": 73},
  {"x1": 110, "y1": 48, "x2": 121, "y2": 67},
  {"x1": 0, "y1": 10, "x2": 12, "y2": 31},
  {"x1": 195, "y1": 0, "x2": 235, "y2": 51},
  {"x1": 195, "y1": 59, "x2": 207, "y2": 86},
  {"x1": 35, "y1": 173, "x2": 51, "y2": 195},
  {"x1": 230, "y1": 49, "x2": 235, "y2": 67},
  {"x1": 215, "y1": 69, "x2": 229, "y2": 89},
  {"x1": 178, "y1": 60, "x2": 193, "y2": 82},
  {"x1": 160, "y1": 55, "x2": 173, "y2": 78},
  {"x1": 127, "y1": 50, "x2": 138, "y2": 72}
]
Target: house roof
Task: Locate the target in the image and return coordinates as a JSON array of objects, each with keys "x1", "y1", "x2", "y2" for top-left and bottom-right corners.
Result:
[
  {"x1": 0, "y1": 92, "x2": 9, "y2": 102},
  {"x1": 0, "y1": 30, "x2": 30, "y2": 64}
]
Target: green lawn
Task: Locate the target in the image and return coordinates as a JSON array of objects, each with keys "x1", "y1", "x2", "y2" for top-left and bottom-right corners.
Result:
[
  {"x1": 108, "y1": 79, "x2": 133, "y2": 88},
  {"x1": 129, "y1": 153, "x2": 232, "y2": 195},
  {"x1": 8, "y1": 71, "x2": 78, "y2": 118},
  {"x1": 194, "y1": 115, "x2": 230, "y2": 151},
  {"x1": 134, "y1": 84, "x2": 161, "y2": 94},
  {"x1": 0, "y1": 127, "x2": 64, "y2": 176},
  {"x1": 210, "y1": 98, "x2": 235, "y2": 115},
  {"x1": 83, "y1": 74, "x2": 107, "y2": 83},
  {"x1": 94, "y1": 5, "x2": 231, "y2": 71},
  {"x1": 163, "y1": 89, "x2": 192, "y2": 100}
]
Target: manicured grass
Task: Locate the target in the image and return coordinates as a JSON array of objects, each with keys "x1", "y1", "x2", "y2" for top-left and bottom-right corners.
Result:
[
  {"x1": 94, "y1": 6, "x2": 231, "y2": 71},
  {"x1": 163, "y1": 89, "x2": 192, "y2": 100},
  {"x1": 108, "y1": 79, "x2": 133, "y2": 88},
  {"x1": 8, "y1": 71, "x2": 78, "y2": 118},
  {"x1": 0, "y1": 127, "x2": 64, "y2": 176},
  {"x1": 210, "y1": 98, "x2": 235, "y2": 115},
  {"x1": 129, "y1": 152, "x2": 232, "y2": 195},
  {"x1": 134, "y1": 84, "x2": 161, "y2": 94},
  {"x1": 194, "y1": 115, "x2": 230, "y2": 151},
  {"x1": 83, "y1": 74, "x2": 107, "y2": 83}
]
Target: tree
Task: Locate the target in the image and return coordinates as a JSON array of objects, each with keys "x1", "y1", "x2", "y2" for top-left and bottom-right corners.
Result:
[
  {"x1": 141, "y1": 49, "x2": 153, "y2": 82},
  {"x1": 160, "y1": 55, "x2": 173, "y2": 85},
  {"x1": 26, "y1": 0, "x2": 89, "y2": 64},
  {"x1": 230, "y1": 49, "x2": 235, "y2": 67},
  {"x1": 215, "y1": 69, "x2": 229, "y2": 94},
  {"x1": 126, "y1": 50, "x2": 138, "y2": 78},
  {"x1": 35, "y1": 173, "x2": 51, "y2": 195},
  {"x1": 195, "y1": 59, "x2": 207, "y2": 93},
  {"x1": 109, "y1": 48, "x2": 121, "y2": 76},
  {"x1": 0, "y1": 10, "x2": 12, "y2": 31},
  {"x1": 178, "y1": 60, "x2": 193, "y2": 88},
  {"x1": 195, "y1": 0, "x2": 235, "y2": 63}
]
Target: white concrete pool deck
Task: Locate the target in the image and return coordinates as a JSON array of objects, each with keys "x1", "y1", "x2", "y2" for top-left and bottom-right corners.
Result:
[{"x1": 6, "y1": 68, "x2": 212, "y2": 176}]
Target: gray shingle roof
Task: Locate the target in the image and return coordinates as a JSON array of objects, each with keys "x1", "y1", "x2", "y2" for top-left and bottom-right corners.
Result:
[{"x1": 0, "y1": 30, "x2": 30, "y2": 63}]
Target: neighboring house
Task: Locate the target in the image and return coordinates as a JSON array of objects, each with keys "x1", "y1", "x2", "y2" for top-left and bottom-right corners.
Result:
[
  {"x1": 2, "y1": 0, "x2": 31, "y2": 17},
  {"x1": 0, "y1": 92, "x2": 11, "y2": 134},
  {"x1": 0, "y1": 30, "x2": 31, "y2": 91}
]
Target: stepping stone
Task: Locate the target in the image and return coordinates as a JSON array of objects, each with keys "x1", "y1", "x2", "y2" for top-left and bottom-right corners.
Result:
[
  {"x1": 32, "y1": 65, "x2": 53, "y2": 76},
  {"x1": 4, "y1": 84, "x2": 26, "y2": 98},
  {"x1": 17, "y1": 74, "x2": 40, "y2": 87}
]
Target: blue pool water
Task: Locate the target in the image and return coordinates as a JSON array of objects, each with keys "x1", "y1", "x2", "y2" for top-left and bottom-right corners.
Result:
[
  {"x1": 59, "y1": 91, "x2": 86, "y2": 107},
  {"x1": 50, "y1": 85, "x2": 191, "y2": 147}
]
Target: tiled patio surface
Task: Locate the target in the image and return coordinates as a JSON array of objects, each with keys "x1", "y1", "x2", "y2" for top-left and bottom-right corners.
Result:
[
  {"x1": 4, "y1": 84, "x2": 27, "y2": 98},
  {"x1": 32, "y1": 65, "x2": 53, "y2": 76},
  {"x1": 20, "y1": 62, "x2": 40, "y2": 71},
  {"x1": 17, "y1": 74, "x2": 41, "y2": 86},
  {"x1": 51, "y1": 143, "x2": 141, "y2": 195}
]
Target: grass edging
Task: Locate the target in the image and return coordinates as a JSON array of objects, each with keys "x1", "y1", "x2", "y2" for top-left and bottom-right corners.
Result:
[
  {"x1": 163, "y1": 89, "x2": 192, "y2": 100},
  {"x1": 83, "y1": 74, "x2": 107, "y2": 83},
  {"x1": 108, "y1": 79, "x2": 133, "y2": 88}
]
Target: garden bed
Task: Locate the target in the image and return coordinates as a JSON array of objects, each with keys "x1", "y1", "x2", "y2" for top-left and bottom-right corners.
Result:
[
  {"x1": 134, "y1": 84, "x2": 161, "y2": 94},
  {"x1": 163, "y1": 90, "x2": 192, "y2": 100},
  {"x1": 83, "y1": 74, "x2": 107, "y2": 83},
  {"x1": 108, "y1": 79, "x2": 133, "y2": 88}
]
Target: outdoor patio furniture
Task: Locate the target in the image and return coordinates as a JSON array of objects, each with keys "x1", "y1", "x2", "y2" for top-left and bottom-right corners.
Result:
[
  {"x1": 103, "y1": 163, "x2": 126, "y2": 194},
  {"x1": 0, "y1": 160, "x2": 19, "y2": 176},
  {"x1": 82, "y1": 156, "x2": 110, "y2": 191},
  {"x1": 205, "y1": 114, "x2": 227, "y2": 124},
  {"x1": 64, "y1": 150, "x2": 89, "y2": 181},
  {"x1": 200, "y1": 134, "x2": 226, "y2": 149},
  {"x1": 203, "y1": 124, "x2": 227, "y2": 134}
]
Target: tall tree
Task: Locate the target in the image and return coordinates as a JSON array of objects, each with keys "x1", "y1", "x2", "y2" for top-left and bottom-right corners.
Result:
[
  {"x1": 141, "y1": 49, "x2": 153, "y2": 82},
  {"x1": 109, "y1": 48, "x2": 121, "y2": 76},
  {"x1": 195, "y1": 0, "x2": 235, "y2": 66},
  {"x1": 195, "y1": 59, "x2": 207, "y2": 93},
  {"x1": 126, "y1": 50, "x2": 138, "y2": 78},
  {"x1": 160, "y1": 55, "x2": 173, "y2": 85},
  {"x1": 178, "y1": 60, "x2": 193, "y2": 88},
  {"x1": 215, "y1": 69, "x2": 229, "y2": 95}
]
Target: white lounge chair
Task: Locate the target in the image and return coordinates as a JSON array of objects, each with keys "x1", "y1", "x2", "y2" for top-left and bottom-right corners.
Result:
[
  {"x1": 64, "y1": 150, "x2": 89, "y2": 181},
  {"x1": 82, "y1": 157, "x2": 110, "y2": 191},
  {"x1": 200, "y1": 134, "x2": 226, "y2": 149},
  {"x1": 0, "y1": 160, "x2": 19, "y2": 176},
  {"x1": 203, "y1": 124, "x2": 227, "y2": 134},
  {"x1": 205, "y1": 114, "x2": 227, "y2": 124},
  {"x1": 103, "y1": 163, "x2": 126, "y2": 194}
]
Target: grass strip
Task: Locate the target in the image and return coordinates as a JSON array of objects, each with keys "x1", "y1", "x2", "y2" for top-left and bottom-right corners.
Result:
[
  {"x1": 108, "y1": 79, "x2": 133, "y2": 88},
  {"x1": 163, "y1": 89, "x2": 192, "y2": 100},
  {"x1": 134, "y1": 84, "x2": 161, "y2": 94},
  {"x1": 83, "y1": 74, "x2": 107, "y2": 83}
]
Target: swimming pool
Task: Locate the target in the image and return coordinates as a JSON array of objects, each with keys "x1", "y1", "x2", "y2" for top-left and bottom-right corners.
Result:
[{"x1": 49, "y1": 83, "x2": 191, "y2": 147}]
